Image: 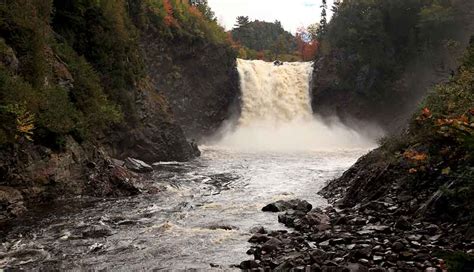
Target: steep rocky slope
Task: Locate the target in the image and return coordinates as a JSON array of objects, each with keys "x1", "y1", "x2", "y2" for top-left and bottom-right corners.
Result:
[
  {"x1": 1, "y1": 0, "x2": 239, "y2": 222},
  {"x1": 141, "y1": 33, "x2": 239, "y2": 139}
]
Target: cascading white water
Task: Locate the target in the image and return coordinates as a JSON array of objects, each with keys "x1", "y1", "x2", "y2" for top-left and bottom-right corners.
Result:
[
  {"x1": 216, "y1": 59, "x2": 380, "y2": 151},
  {"x1": 238, "y1": 59, "x2": 314, "y2": 124}
]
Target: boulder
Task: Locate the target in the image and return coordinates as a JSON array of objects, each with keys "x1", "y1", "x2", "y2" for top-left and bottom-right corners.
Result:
[
  {"x1": 0, "y1": 186, "x2": 26, "y2": 219},
  {"x1": 262, "y1": 199, "x2": 312, "y2": 213},
  {"x1": 124, "y1": 158, "x2": 153, "y2": 173}
]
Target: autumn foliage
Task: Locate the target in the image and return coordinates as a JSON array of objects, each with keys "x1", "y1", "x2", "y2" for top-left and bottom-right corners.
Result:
[
  {"x1": 296, "y1": 27, "x2": 319, "y2": 61},
  {"x1": 163, "y1": 0, "x2": 176, "y2": 27}
]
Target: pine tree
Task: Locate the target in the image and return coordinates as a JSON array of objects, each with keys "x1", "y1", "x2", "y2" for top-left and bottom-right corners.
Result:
[
  {"x1": 317, "y1": 0, "x2": 328, "y2": 39},
  {"x1": 331, "y1": 0, "x2": 341, "y2": 13},
  {"x1": 235, "y1": 16, "x2": 250, "y2": 28}
]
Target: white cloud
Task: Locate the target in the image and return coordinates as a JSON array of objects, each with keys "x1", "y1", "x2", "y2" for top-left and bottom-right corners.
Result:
[{"x1": 208, "y1": 0, "x2": 334, "y2": 33}]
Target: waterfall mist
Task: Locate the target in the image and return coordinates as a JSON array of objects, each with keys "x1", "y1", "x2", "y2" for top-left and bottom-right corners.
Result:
[{"x1": 211, "y1": 59, "x2": 383, "y2": 151}]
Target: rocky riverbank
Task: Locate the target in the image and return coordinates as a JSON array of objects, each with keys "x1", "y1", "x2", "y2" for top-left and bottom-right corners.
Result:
[
  {"x1": 0, "y1": 137, "x2": 172, "y2": 223},
  {"x1": 240, "y1": 198, "x2": 474, "y2": 271}
]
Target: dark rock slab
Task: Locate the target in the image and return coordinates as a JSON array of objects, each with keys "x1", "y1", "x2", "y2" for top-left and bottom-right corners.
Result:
[{"x1": 262, "y1": 199, "x2": 312, "y2": 213}]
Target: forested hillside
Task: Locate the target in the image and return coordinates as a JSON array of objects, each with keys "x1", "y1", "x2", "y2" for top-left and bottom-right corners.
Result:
[
  {"x1": 0, "y1": 0, "x2": 237, "y2": 221},
  {"x1": 321, "y1": 37, "x2": 474, "y2": 269},
  {"x1": 312, "y1": 0, "x2": 474, "y2": 133},
  {"x1": 231, "y1": 18, "x2": 300, "y2": 61}
]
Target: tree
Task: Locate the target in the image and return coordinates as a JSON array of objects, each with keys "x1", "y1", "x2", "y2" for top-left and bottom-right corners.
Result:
[
  {"x1": 273, "y1": 34, "x2": 289, "y2": 59},
  {"x1": 331, "y1": 0, "x2": 341, "y2": 13},
  {"x1": 317, "y1": 0, "x2": 327, "y2": 39},
  {"x1": 231, "y1": 19, "x2": 296, "y2": 55},
  {"x1": 307, "y1": 23, "x2": 320, "y2": 41},
  {"x1": 296, "y1": 27, "x2": 319, "y2": 61},
  {"x1": 235, "y1": 16, "x2": 249, "y2": 28},
  {"x1": 194, "y1": 0, "x2": 216, "y2": 21}
]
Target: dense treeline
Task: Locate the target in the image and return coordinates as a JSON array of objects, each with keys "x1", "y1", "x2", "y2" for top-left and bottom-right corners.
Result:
[
  {"x1": 231, "y1": 18, "x2": 300, "y2": 61},
  {"x1": 0, "y1": 0, "x2": 230, "y2": 148},
  {"x1": 322, "y1": 0, "x2": 468, "y2": 89},
  {"x1": 313, "y1": 0, "x2": 474, "y2": 130}
]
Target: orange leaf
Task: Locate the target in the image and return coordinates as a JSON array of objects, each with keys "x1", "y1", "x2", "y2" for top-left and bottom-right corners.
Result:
[
  {"x1": 422, "y1": 107, "x2": 432, "y2": 118},
  {"x1": 403, "y1": 150, "x2": 428, "y2": 162}
]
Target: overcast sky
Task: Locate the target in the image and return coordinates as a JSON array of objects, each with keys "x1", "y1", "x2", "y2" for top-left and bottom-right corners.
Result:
[{"x1": 208, "y1": 0, "x2": 335, "y2": 33}]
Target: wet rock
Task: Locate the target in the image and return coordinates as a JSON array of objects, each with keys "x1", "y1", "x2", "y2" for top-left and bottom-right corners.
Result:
[
  {"x1": 124, "y1": 158, "x2": 153, "y2": 173},
  {"x1": 394, "y1": 216, "x2": 411, "y2": 230},
  {"x1": 262, "y1": 199, "x2": 312, "y2": 213},
  {"x1": 305, "y1": 210, "x2": 331, "y2": 231},
  {"x1": 278, "y1": 210, "x2": 306, "y2": 227},
  {"x1": 207, "y1": 224, "x2": 238, "y2": 231},
  {"x1": 425, "y1": 224, "x2": 440, "y2": 235},
  {"x1": 407, "y1": 234, "x2": 422, "y2": 241},
  {"x1": 250, "y1": 226, "x2": 267, "y2": 234},
  {"x1": 354, "y1": 247, "x2": 372, "y2": 259},
  {"x1": 261, "y1": 237, "x2": 282, "y2": 254},
  {"x1": 347, "y1": 263, "x2": 369, "y2": 272},
  {"x1": 464, "y1": 226, "x2": 474, "y2": 241},
  {"x1": 240, "y1": 260, "x2": 260, "y2": 269},
  {"x1": 311, "y1": 263, "x2": 322, "y2": 272},
  {"x1": 0, "y1": 186, "x2": 26, "y2": 219},
  {"x1": 110, "y1": 158, "x2": 125, "y2": 167},
  {"x1": 368, "y1": 268, "x2": 386, "y2": 272},
  {"x1": 321, "y1": 265, "x2": 349, "y2": 272},
  {"x1": 106, "y1": 166, "x2": 141, "y2": 196},
  {"x1": 391, "y1": 241, "x2": 404, "y2": 252},
  {"x1": 274, "y1": 261, "x2": 293, "y2": 271},
  {"x1": 350, "y1": 217, "x2": 367, "y2": 226},
  {"x1": 329, "y1": 238, "x2": 346, "y2": 245},
  {"x1": 249, "y1": 233, "x2": 270, "y2": 243},
  {"x1": 364, "y1": 225, "x2": 390, "y2": 233},
  {"x1": 373, "y1": 255, "x2": 383, "y2": 262},
  {"x1": 310, "y1": 249, "x2": 329, "y2": 263}
]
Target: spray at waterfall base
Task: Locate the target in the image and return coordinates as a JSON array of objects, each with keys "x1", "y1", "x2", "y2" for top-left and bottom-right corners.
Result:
[{"x1": 211, "y1": 59, "x2": 383, "y2": 151}]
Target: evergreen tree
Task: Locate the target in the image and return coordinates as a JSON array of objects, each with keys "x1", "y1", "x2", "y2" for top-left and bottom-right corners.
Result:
[
  {"x1": 195, "y1": 0, "x2": 215, "y2": 21},
  {"x1": 317, "y1": 0, "x2": 328, "y2": 38},
  {"x1": 235, "y1": 16, "x2": 250, "y2": 28},
  {"x1": 331, "y1": 0, "x2": 341, "y2": 13}
]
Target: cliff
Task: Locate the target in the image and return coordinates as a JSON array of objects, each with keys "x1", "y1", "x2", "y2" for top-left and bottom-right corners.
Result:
[
  {"x1": 0, "y1": 0, "x2": 238, "y2": 222},
  {"x1": 141, "y1": 32, "x2": 239, "y2": 139}
]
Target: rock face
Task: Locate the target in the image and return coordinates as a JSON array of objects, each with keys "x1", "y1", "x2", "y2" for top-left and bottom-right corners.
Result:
[
  {"x1": 107, "y1": 79, "x2": 200, "y2": 163},
  {"x1": 0, "y1": 41, "x2": 200, "y2": 222},
  {"x1": 141, "y1": 33, "x2": 240, "y2": 139},
  {"x1": 0, "y1": 137, "x2": 147, "y2": 222}
]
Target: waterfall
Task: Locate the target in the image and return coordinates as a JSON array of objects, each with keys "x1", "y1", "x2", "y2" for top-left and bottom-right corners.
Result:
[
  {"x1": 216, "y1": 59, "x2": 380, "y2": 151},
  {"x1": 238, "y1": 59, "x2": 314, "y2": 125}
]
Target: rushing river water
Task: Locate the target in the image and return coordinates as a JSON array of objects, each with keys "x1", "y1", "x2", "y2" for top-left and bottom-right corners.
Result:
[{"x1": 0, "y1": 146, "x2": 369, "y2": 271}]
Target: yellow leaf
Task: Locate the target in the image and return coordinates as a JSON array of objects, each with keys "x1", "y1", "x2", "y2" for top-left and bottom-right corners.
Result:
[{"x1": 441, "y1": 167, "x2": 451, "y2": 175}]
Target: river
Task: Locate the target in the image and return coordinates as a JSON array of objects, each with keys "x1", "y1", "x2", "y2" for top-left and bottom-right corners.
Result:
[{"x1": 0, "y1": 146, "x2": 369, "y2": 271}]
